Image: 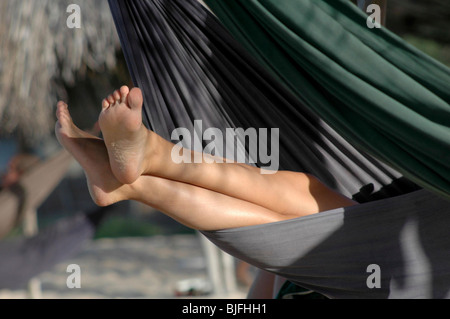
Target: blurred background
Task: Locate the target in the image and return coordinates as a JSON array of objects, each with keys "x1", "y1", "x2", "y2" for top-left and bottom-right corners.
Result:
[
  {"x1": 0, "y1": 0, "x2": 449, "y2": 299},
  {"x1": 0, "y1": 0, "x2": 191, "y2": 236}
]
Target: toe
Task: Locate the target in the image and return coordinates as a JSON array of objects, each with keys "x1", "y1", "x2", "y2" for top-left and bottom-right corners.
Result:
[
  {"x1": 113, "y1": 90, "x2": 121, "y2": 102},
  {"x1": 57, "y1": 101, "x2": 67, "y2": 109},
  {"x1": 56, "y1": 101, "x2": 67, "y2": 117},
  {"x1": 102, "y1": 99, "x2": 110, "y2": 110},
  {"x1": 127, "y1": 88, "x2": 143, "y2": 110},
  {"x1": 107, "y1": 95, "x2": 115, "y2": 105},
  {"x1": 56, "y1": 104, "x2": 71, "y2": 124},
  {"x1": 120, "y1": 86, "x2": 130, "y2": 103}
]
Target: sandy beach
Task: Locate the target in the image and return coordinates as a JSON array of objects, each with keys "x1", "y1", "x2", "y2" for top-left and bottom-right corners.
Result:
[{"x1": 0, "y1": 234, "x2": 247, "y2": 299}]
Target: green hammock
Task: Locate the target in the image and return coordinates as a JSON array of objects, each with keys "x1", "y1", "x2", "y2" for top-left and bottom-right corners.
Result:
[{"x1": 205, "y1": 0, "x2": 450, "y2": 198}]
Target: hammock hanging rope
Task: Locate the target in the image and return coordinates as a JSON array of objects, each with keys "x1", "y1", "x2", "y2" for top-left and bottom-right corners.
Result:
[{"x1": 107, "y1": 0, "x2": 450, "y2": 298}]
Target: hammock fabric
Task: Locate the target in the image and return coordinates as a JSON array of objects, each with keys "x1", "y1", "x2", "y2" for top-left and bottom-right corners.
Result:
[
  {"x1": 205, "y1": 0, "x2": 450, "y2": 199},
  {"x1": 108, "y1": 0, "x2": 420, "y2": 202},
  {"x1": 108, "y1": 0, "x2": 450, "y2": 298},
  {"x1": 204, "y1": 189, "x2": 450, "y2": 299}
]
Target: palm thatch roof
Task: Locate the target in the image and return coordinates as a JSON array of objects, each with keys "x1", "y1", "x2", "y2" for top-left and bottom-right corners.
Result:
[{"x1": 0, "y1": 0, "x2": 120, "y2": 143}]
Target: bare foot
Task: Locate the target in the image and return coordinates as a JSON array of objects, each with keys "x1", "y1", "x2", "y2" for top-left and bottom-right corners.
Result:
[
  {"x1": 99, "y1": 86, "x2": 150, "y2": 184},
  {"x1": 55, "y1": 101, "x2": 132, "y2": 206}
]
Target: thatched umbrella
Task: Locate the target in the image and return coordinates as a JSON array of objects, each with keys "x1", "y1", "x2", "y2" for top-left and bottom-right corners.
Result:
[{"x1": 0, "y1": 0, "x2": 120, "y2": 146}]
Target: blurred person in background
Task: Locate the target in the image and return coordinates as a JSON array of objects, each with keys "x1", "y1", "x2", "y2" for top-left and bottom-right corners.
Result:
[{"x1": 0, "y1": 153, "x2": 41, "y2": 190}]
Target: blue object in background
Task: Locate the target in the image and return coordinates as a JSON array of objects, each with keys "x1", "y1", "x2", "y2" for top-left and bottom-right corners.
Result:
[{"x1": 0, "y1": 138, "x2": 17, "y2": 172}]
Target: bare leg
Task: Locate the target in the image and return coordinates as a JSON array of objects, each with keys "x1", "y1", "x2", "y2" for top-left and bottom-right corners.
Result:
[
  {"x1": 131, "y1": 174, "x2": 292, "y2": 230},
  {"x1": 56, "y1": 103, "x2": 300, "y2": 230},
  {"x1": 100, "y1": 87, "x2": 357, "y2": 219}
]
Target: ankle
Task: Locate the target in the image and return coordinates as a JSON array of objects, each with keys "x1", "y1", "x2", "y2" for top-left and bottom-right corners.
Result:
[{"x1": 143, "y1": 129, "x2": 162, "y2": 175}]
